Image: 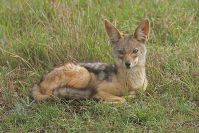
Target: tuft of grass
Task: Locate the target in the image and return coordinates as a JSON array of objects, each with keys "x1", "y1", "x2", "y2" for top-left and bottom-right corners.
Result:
[{"x1": 0, "y1": 0, "x2": 198, "y2": 132}]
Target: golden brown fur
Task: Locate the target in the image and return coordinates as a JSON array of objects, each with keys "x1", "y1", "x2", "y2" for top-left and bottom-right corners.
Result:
[{"x1": 31, "y1": 19, "x2": 150, "y2": 103}]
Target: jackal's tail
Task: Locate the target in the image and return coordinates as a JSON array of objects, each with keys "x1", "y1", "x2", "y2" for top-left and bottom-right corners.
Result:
[
  {"x1": 53, "y1": 87, "x2": 96, "y2": 99},
  {"x1": 32, "y1": 84, "x2": 96, "y2": 101},
  {"x1": 31, "y1": 84, "x2": 51, "y2": 101}
]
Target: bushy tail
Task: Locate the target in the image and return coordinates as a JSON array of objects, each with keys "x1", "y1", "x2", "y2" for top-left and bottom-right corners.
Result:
[
  {"x1": 32, "y1": 84, "x2": 96, "y2": 101},
  {"x1": 53, "y1": 87, "x2": 96, "y2": 99},
  {"x1": 31, "y1": 84, "x2": 50, "y2": 101}
]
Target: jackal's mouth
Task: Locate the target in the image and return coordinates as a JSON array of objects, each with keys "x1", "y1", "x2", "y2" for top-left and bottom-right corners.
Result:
[{"x1": 126, "y1": 65, "x2": 131, "y2": 69}]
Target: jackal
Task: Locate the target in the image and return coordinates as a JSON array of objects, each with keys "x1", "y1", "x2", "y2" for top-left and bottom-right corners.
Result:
[{"x1": 32, "y1": 19, "x2": 150, "y2": 103}]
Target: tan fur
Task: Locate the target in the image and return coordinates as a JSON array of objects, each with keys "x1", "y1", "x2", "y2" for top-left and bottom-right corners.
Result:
[
  {"x1": 32, "y1": 63, "x2": 92, "y2": 101},
  {"x1": 31, "y1": 19, "x2": 150, "y2": 103}
]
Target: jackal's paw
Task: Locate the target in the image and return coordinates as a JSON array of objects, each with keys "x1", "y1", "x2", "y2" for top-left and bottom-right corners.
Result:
[
  {"x1": 124, "y1": 91, "x2": 136, "y2": 99},
  {"x1": 125, "y1": 94, "x2": 136, "y2": 99},
  {"x1": 117, "y1": 98, "x2": 127, "y2": 103}
]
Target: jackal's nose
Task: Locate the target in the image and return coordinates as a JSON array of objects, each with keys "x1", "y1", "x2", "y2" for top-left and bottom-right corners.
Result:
[{"x1": 125, "y1": 61, "x2": 131, "y2": 68}]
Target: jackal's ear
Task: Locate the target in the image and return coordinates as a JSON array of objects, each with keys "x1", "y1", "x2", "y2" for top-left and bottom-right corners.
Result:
[
  {"x1": 134, "y1": 19, "x2": 150, "y2": 43},
  {"x1": 104, "y1": 19, "x2": 122, "y2": 43}
]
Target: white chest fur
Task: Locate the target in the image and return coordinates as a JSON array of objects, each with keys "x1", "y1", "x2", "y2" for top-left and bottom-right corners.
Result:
[
  {"x1": 117, "y1": 66, "x2": 146, "y2": 91},
  {"x1": 128, "y1": 67, "x2": 146, "y2": 90}
]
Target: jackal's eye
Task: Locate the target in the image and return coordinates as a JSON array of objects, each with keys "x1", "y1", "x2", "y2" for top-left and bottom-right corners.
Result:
[
  {"x1": 132, "y1": 48, "x2": 139, "y2": 54},
  {"x1": 118, "y1": 49, "x2": 124, "y2": 55}
]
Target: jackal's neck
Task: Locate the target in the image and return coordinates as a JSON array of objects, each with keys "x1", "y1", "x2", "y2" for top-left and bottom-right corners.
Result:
[{"x1": 116, "y1": 64, "x2": 146, "y2": 90}]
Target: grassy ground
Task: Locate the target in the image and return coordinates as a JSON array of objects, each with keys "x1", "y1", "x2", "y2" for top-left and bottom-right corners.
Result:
[{"x1": 0, "y1": 0, "x2": 199, "y2": 132}]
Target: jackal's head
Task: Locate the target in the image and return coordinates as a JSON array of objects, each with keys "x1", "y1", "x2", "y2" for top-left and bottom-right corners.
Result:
[{"x1": 105, "y1": 19, "x2": 150, "y2": 69}]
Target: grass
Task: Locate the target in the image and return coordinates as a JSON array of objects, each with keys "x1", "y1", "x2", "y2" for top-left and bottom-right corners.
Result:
[{"x1": 0, "y1": 0, "x2": 199, "y2": 132}]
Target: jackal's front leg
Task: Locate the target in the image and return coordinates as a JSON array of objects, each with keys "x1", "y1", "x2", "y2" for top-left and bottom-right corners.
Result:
[{"x1": 93, "y1": 91, "x2": 126, "y2": 103}]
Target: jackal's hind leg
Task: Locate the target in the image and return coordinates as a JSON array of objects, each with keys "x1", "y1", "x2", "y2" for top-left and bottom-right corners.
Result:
[{"x1": 32, "y1": 63, "x2": 91, "y2": 101}]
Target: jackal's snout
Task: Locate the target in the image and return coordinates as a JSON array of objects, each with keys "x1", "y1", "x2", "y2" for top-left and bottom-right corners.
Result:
[
  {"x1": 125, "y1": 61, "x2": 131, "y2": 69},
  {"x1": 124, "y1": 56, "x2": 139, "y2": 69}
]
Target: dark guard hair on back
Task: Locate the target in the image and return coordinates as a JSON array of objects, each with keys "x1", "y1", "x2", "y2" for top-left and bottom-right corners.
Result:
[{"x1": 79, "y1": 62, "x2": 117, "y2": 81}]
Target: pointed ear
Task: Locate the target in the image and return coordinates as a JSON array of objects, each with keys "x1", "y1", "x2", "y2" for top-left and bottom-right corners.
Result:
[
  {"x1": 134, "y1": 19, "x2": 150, "y2": 43},
  {"x1": 104, "y1": 19, "x2": 122, "y2": 43}
]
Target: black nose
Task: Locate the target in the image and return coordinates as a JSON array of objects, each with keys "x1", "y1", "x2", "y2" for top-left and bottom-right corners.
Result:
[{"x1": 125, "y1": 61, "x2": 131, "y2": 68}]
